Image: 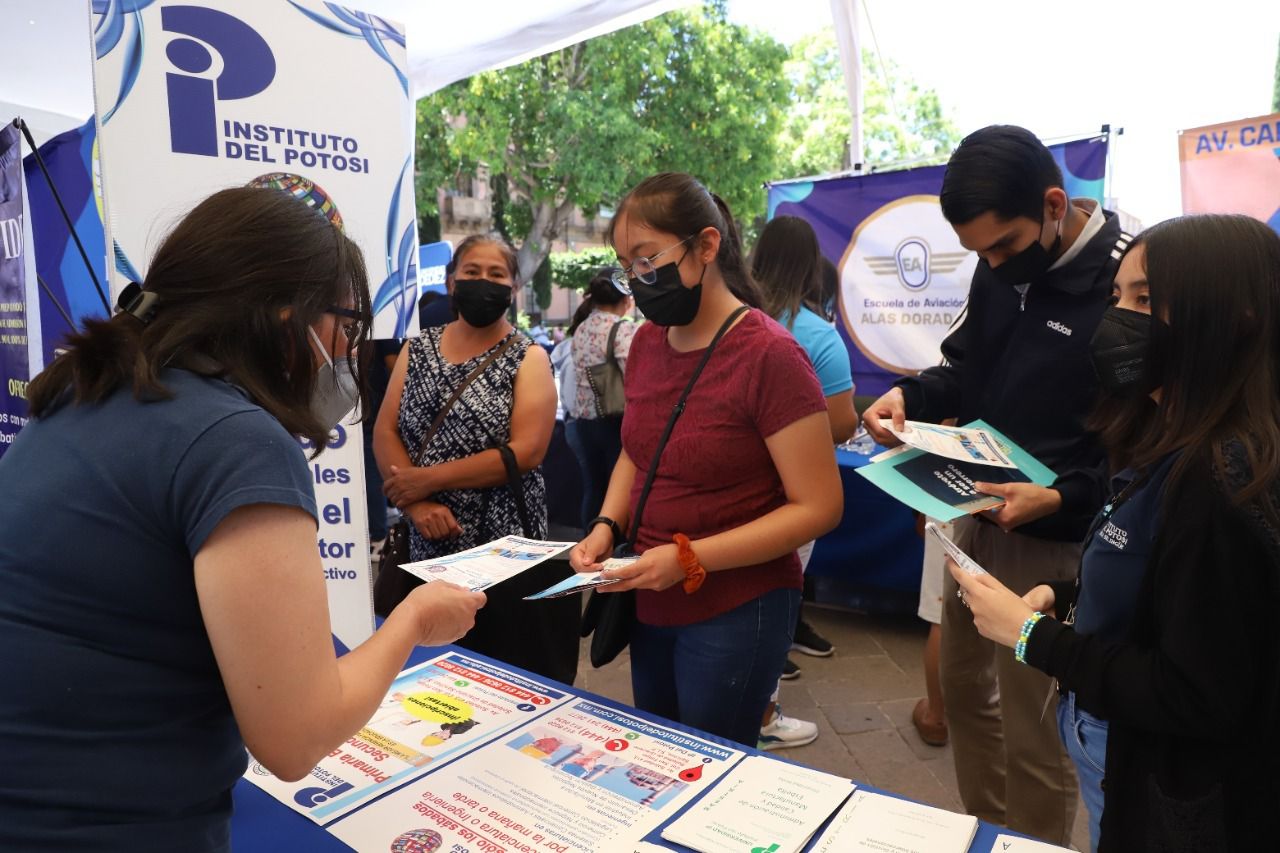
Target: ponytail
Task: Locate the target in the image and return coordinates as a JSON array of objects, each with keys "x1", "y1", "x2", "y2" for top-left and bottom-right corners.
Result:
[{"x1": 709, "y1": 193, "x2": 762, "y2": 309}]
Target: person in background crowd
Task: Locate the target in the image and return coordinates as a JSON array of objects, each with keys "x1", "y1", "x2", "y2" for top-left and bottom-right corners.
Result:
[
  {"x1": 418, "y1": 287, "x2": 453, "y2": 330},
  {"x1": 953, "y1": 213, "x2": 1280, "y2": 852},
  {"x1": 374, "y1": 234, "x2": 578, "y2": 683},
  {"x1": 569, "y1": 172, "x2": 843, "y2": 747},
  {"x1": 526, "y1": 312, "x2": 554, "y2": 352},
  {"x1": 864, "y1": 125, "x2": 1130, "y2": 844},
  {"x1": 912, "y1": 515, "x2": 951, "y2": 747},
  {"x1": 566, "y1": 269, "x2": 637, "y2": 530},
  {"x1": 0, "y1": 184, "x2": 484, "y2": 852},
  {"x1": 749, "y1": 216, "x2": 858, "y2": 750}
]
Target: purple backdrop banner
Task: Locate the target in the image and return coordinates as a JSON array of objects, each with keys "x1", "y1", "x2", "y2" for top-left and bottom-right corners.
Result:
[{"x1": 767, "y1": 135, "x2": 1109, "y2": 397}]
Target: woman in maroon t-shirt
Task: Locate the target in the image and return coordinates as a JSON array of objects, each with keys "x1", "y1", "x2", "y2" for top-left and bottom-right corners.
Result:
[{"x1": 569, "y1": 173, "x2": 843, "y2": 746}]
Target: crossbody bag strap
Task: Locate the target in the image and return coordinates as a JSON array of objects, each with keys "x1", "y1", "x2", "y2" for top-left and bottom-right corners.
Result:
[
  {"x1": 411, "y1": 332, "x2": 520, "y2": 466},
  {"x1": 624, "y1": 306, "x2": 749, "y2": 548},
  {"x1": 604, "y1": 318, "x2": 622, "y2": 367}
]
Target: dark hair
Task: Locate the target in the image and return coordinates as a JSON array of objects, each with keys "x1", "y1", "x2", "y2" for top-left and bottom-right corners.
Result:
[
  {"x1": 1092, "y1": 214, "x2": 1280, "y2": 519},
  {"x1": 569, "y1": 268, "x2": 628, "y2": 336},
  {"x1": 448, "y1": 233, "x2": 521, "y2": 284},
  {"x1": 27, "y1": 186, "x2": 371, "y2": 452},
  {"x1": 940, "y1": 125, "x2": 1063, "y2": 225},
  {"x1": 814, "y1": 257, "x2": 839, "y2": 322},
  {"x1": 418, "y1": 290, "x2": 443, "y2": 311},
  {"x1": 751, "y1": 216, "x2": 822, "y2": 328},
  {"x1": 607, "y1": 172, "x2": 762, "y2": 308}
]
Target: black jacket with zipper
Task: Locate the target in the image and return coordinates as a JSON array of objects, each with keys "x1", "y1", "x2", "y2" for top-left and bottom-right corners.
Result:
[{"x1": 896, "y1": 206, "x2": 1130, "y2": 541}]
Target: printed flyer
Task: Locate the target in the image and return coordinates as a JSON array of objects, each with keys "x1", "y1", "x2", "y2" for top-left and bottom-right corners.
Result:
[
  {"x1": 245, "y1": 652, "x2": 570, "y2": 823},
  {"x1": 399, "y1": 536, "x2": 575, "y2": 592},
  {"x1": 857, "y1": 420, "x2": 1056, "y2": 521},
  {"x1": 330, "y1": 699, "x2": 744, "y2": 852}
]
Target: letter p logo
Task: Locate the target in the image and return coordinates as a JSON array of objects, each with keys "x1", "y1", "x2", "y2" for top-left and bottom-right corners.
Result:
[{"x1": 161, "y1": 6, "x2": 275, "y2": 156}]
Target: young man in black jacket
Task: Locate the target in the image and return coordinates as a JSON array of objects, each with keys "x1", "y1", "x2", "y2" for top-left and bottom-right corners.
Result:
[{"x1": 864, "y1": 125, "x2": 1129, "y2": 845}]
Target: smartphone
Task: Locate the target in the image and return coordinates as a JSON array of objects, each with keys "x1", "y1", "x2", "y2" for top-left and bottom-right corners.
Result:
[{"x1": 925, "y1": 522, "x2": 988, "y2": 576}]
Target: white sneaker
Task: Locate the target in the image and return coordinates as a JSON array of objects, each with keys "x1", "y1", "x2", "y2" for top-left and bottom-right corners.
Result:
[{"x1": 757, "y1": 706, "x2": 818, "y2": 750}]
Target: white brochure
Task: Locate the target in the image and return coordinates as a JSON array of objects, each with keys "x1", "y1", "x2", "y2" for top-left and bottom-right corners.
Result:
[
  {"x1": 244, "y1": 652, "x2": 570, "y2": 823},
  {"x1": 811, "y1": 789, "x2": 978, "y2": 853},
  {"x1": 330, "y1": 699, "x2": 744, "y2": 852},
  {"x1": 990, "y1": 834, "x2": 1074, "y2": 852},
  {"x1": 887, "y1": 421, "x2": 1018, "y2": 468},
  {"x1": 661, "y1": 754, "x2": 855, "y2": 853},
  {"x1": 399, "y1": 535, "x2": 574, "y2": 592}
]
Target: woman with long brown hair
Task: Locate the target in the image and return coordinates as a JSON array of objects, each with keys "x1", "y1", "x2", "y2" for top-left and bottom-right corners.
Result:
[
  {"x1": 569, "y1": 173, "x2": 843, "y2": 747},
  {"x1": 953, "y1": 213, "x2": 1280, "y2": 851},
  {"x1": 0, "y1": 183, "x2": 484, "y2": 851}
]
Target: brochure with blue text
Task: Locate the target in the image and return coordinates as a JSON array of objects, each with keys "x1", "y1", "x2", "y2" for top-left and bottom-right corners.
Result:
[{"x1": 857, "y1": 420, "x2": 1056, "y2": 521}]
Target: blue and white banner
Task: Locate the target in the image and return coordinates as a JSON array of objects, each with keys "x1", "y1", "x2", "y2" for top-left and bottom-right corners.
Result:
[
  {"x1": 92, "y1": 0, "x2": 419, "y2": 647},
  {"x1": 0, "y1": 121, "x2": 42, "y2": 460}
]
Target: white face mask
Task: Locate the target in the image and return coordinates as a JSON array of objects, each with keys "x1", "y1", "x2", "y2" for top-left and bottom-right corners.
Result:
[{"x1": 308, "y1": 327, "x2": 360, "y2": 430}]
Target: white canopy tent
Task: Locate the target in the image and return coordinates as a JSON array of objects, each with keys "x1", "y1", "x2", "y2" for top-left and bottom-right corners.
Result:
[{"x1": 0, "y1": 0, "x2": 693, "y2": 144}]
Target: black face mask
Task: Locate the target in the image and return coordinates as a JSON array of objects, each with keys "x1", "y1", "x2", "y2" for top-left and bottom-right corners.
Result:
[
  {"x1": 452, "y1": 278, "x2": 512, "y2": 327},
  {"x1": 982, "y1": 215, "x2": 1063, "y2": 287},
  {"x1": 632, "y1": 254, "x2": 703, "y2": 327},
  {"x1": 1088, "y1": 306, "x2": 1163, "y2": 397}
]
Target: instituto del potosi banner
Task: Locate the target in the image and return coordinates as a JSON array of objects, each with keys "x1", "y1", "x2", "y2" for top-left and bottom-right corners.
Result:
[{"x1": 92, "y1": 0, "x2": 421, "y2": 647}]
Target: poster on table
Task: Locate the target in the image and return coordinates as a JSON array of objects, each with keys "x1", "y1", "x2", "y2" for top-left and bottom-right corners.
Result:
[
  {"x1": 246, "y1": 652, "x2": 571, "y2": 824},
  {"x1": 329, "y1": 699, "x2": 745, "y2": 852},
  {"x1": 766, "y1": 135, "x2": 1109, "y2": 397},
  {"x1": 0, "y1": 121, "x2": 42, "y2": 460},
  {"x1": 1178, "y1": 112, "x2": 1280, "y2": 235},
  {"x1": 91, "y1": 0, "x2": 421, "y2": 647}
]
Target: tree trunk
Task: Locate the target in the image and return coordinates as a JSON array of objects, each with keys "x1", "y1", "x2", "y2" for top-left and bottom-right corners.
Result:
[{"x1": 514, "y1": 195, "x2": 577, "y2": 312}]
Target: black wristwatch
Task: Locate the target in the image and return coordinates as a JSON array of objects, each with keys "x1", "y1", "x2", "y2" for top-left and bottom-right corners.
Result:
[{"x1": 588, "y1": 516, "x2": 625, "y2": 549}]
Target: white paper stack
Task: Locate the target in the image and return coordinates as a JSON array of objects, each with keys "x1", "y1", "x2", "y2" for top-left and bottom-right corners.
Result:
[
  {"x1": 810, "y1": 789, "x2": 978, "y2": 853},
  {"x1": 989, "y1": 834, "x2": 1074, "y2": 852},
  {"x1": 660, "y1": 755, "x2": 854, "y2": 853}
]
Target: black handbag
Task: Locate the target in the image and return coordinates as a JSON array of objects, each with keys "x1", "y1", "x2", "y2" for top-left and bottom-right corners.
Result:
[
  {"x1": 585, "y1": 319, "x2": 626, "y2": 418},
  {"x1": 373, "y1": 335, "x2": 520, "y2": 618},
  {"x1": 580, "y1": 306, "x2": 749, "y2": 667}
]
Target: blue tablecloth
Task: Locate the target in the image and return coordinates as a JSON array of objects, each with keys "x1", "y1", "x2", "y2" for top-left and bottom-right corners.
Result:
[
  {"x1": 805, "y1": 449, "x2": 924, "y2": 614},
  {"x1": 232, "y1": 644, "x2": 1019, "y2": 852}
]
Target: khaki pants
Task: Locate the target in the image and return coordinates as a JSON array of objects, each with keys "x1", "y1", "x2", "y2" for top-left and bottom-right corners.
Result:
[{"x1": 942, "y1": 516, "x2": 1079, "y2": 845}]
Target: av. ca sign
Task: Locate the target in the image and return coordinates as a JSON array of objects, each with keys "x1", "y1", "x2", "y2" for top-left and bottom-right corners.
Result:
[{"x1": 838, "y1": 195, "x2": 976, "y2": 374}]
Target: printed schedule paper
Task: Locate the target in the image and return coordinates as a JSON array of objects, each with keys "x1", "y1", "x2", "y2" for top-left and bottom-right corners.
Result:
[
  {"x1": 398, "y1": 535, "x2": 574, "y2": 592},
  {"x1": 811, "y1": 789, "x2": 978, "y2": 853},
  {"x1": 330, "y1": 699, "x2": 744, "y2": 852},
  {"x1": 660, "y1": 754, "x2": 855, "y2": 853},
  {"x1": 244, "y1": 652, "x2": 570, "y2": 823}
]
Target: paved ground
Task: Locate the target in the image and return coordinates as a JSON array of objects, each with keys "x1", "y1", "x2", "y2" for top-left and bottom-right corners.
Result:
[{"x1": 575, "y1": 603, "x2": 1089, "y2": 851}]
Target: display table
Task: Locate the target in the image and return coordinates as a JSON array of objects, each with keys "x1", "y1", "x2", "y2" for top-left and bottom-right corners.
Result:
[
  {"x1": 231, "y1": 643, "x2": 1023, "y2": 852},
  {"x1": 805, "y1": 448, "x2": 924, "y2": 614}
]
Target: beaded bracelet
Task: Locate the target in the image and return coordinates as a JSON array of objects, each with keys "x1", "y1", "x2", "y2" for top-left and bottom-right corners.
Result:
[{"x1": 1014, "y1": 612, "x2": 1045, "y2": 665}]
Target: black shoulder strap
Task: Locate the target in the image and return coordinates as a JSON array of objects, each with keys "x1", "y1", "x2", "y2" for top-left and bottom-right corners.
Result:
[
  {"x1": 604, "y1": 319, "x2": 622, "y2": 367},
  {"x1": 625, "y1": 306, "x2": 749, "y2": 548}
]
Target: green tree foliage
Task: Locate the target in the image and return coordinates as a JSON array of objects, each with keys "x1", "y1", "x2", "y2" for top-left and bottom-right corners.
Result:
[
  {"x1": 550, "y1": 247, "x2": 620, "y2": 292},
  {"x1": 414, "y1": 3, "x2": 788, "y2": 281},
  {"x1": 1273, "y1": 34, "x2": 1279, "y2": 112},
  {"x1": 777, "y1": 30, "x2": 960, "y2": 177}
]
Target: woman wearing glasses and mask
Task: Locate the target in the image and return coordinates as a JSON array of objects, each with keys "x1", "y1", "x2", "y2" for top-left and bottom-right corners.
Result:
[
  {"x1": 0, "y1": 183, "x2": 485, "y2": 852},
  {"x1": 374, "y1": 234, "x2": 576, "y2": 683},
  {"x1": 952, "y1": 214, "x2": 1280, "y2": 852},
  {"x1": 569, "y1": 173, "x2": 843, "y2": 746}
]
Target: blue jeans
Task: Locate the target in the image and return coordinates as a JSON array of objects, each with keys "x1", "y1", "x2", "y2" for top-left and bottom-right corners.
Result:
[
  {"x1": 629, "y1": 587, "x2": 800, "y2": 747},
  {"x1": 564, "y1": 415, "x2": 622, "y2": 530},
  {"x1": 1057, "y1": 691, "x2": 1108, "y2": 853}
]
